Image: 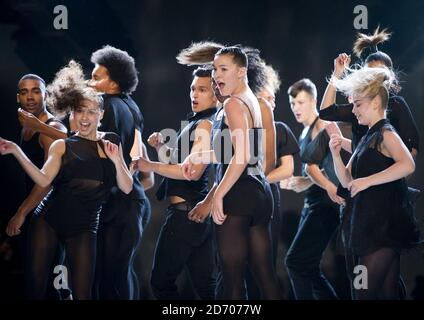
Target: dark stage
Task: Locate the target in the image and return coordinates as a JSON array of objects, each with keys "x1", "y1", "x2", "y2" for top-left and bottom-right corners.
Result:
[{"x1": 0, "y1": 0, "x2": 423, "y2": 300}]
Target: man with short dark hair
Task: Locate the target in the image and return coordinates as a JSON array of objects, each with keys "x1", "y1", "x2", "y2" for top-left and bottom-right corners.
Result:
[
  {"x1": 284, "y1": 78, "x2": 341, "y2": 300},
  {"x1": 136, "y1": 67, "x2": 217, "y2": 299},
  {"x1": 88, "y1": 45, "x2": 150, "y2": 300},
  {"x1": 7, "y1": 74, "x2": 68, "y2": 298}
]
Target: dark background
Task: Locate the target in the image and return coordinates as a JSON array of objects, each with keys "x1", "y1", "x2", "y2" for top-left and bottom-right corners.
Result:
[{"x1": 0, "y1": 0, "x2": 423, "y2": 299}]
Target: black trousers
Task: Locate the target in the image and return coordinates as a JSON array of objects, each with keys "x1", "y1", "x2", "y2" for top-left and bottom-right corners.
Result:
[
  {"x1": 150, "y1": 204, "x2": 216, "y2": 300},
  {"x1": 95, "y1": 195, "x2": 150, "y2": 300},
  {"x1": 285, "y1": 201, "x2": 340, "y2": 300}
]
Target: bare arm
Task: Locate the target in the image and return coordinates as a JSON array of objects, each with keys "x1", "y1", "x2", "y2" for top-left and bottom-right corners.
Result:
[
  {"x1": 329, "y1": 133, "x2": 353, "y2": 188},
  {"x1": 320, "y1": 53, "x2": 350, "y2": 110},
  {"x1": 367, "y1": 131, "x2": 415, "y2": 186},
  {"x1": 18, "y1": 109, "x2": 68, "y2": 140},
  {"x1": 346, "y1": 130, "x2": 415, "y2": 197},
  {"x1": 0, "y1": 138, "x2": 64, "y2": 188},
  {"x1": 141, "y1": 120, "x2": 213, "y2": 181},
  {"x1": 306, "y1": 164, "x2": 344, "y2": 204},
  {"x1": 109, "y1": 142, "x2": 133, "y2": 194},
  {"x1": 14, "y1": 121, "x2": 67, "y2": 218},
  {"x1": 258, "y1": 98, "x2": 276, "y2": 175},
  {"x1": 139, "y1": 142, "x2": 154, "y2": 190},
  {"x1": 214, "y1": 99, "x2": 251, "y2": 198},
  {"x1": 266, "y1": 155, "x2": 294, "y2": 184}
]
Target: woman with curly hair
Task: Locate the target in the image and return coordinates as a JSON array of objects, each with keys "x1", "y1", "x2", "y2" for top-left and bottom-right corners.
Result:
[{"x1": 0, "y1": 61, "x2": 133, "y2": 299}]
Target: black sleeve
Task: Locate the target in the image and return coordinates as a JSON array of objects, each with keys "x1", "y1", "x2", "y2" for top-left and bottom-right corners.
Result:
[
  {"x1": 388, "y1": 96, "x2": 420, "y2": 152},
  {"x1": 319, "y1": 103, "x2": 355, "y2": 123},
  {"x1": 300, "y1": 129, "x2": 330, "y2": 164},
  {"x1": 100, "y1": 98, "x2": 120, "y2": 135},
  {"x1": 276, "y1": 122, "x2": 300, "y2": 157},
  {"x1": 104, "y1": 132, "x2": 121, "y2": 146}
]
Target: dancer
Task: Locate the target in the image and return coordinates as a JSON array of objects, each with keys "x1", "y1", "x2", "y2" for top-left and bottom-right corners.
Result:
[
  {"x1": 329, "y1": 66, "x2": 419, "y2": 299},
  {"x1": 258, "y1": 64, "x2": 299, "y2": 266},
  {"x1": 137, "y1": 66, "x2": 217, "y2": 299},
  {"x1": 0, "y1": 61, "x2": 133, "y2": 299},
  {"x1": 7, "y1": 74, "x2": 68, "y2": 299},
  {"x1": 13, "y1": 50, "x2": 154, "y2": 299},
  {"x1": 284, "y1": 79, "x2": 341, "y2": 300},
  {"x1": 88, "y1": 45, "x2": 149, "y2": 300},
  {"x1": 183, "y1": 46, "x2": 282, "y2": 299},
  {"x1": 319, "y1": 28, "x2": 420, "y2": 298},
  {"x1": 320, "y1": 27, "x2": 419, "y2": 155}
]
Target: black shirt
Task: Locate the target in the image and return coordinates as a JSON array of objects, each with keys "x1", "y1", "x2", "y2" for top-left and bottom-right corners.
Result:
[
  {"x1": 35, "y1": 133, "x2": 119, "y2": 236},
  {"x1": 275, "y1": 121, "x2": 300, "y2": 164},
  {"x1": 99, "y1": 94, "x2": 145, "y2": 200}
]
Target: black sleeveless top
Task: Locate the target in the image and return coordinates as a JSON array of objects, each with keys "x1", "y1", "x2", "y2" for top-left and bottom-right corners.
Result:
[
  {"x1": 155, "y1": 107, "x2": 217, "y2": 203},
  {"x1": 34, "y1": 133, "x2": 120, "y2": 237},
  {"x1": 299, "y1": 117, "x2": 337, "y2": 206},
  {"x1": 212, "y1": 97, "x2": 264, "y2": 184},
  {"x1": 20, "y1": 118, "x2": 58, "y2": 194},
  {"x1": 348, "y1": 119, "x2": 419, "y2": 254}
]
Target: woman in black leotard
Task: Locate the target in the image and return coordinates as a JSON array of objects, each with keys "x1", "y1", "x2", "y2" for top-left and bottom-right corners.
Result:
[
  {"x1": 329, "y1": 67, "x2": 419, "y2": 299},
  {"x1": 183, "y1": 46, "x2": 282, "y2": 299},
  {"x1": 0, "y1": 61, "x2": 133, "y2": 299}
]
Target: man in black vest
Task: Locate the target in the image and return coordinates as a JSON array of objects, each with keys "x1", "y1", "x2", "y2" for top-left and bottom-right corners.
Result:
[{"x1": 137, "y1": 67, "x2": 217, "y2": 299}]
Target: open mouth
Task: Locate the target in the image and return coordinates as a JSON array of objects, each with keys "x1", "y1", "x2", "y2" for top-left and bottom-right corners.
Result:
[
  {"x1": 79, "y1": 122, "x2": 91, "y2": 130},
  {"x1": 217, "y1": 81, "x2": 225, "y2": 92}
]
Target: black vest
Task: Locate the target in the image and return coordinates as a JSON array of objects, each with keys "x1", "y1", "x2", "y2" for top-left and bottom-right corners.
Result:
[{"x1": 156, "y1": 107, "x2": 217, "y2": 203}]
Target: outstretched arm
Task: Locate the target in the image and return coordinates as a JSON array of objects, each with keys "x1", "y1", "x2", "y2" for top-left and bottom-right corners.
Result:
[
  {"x1": 139, "y1": 120, "x2": 213, "y2": 181},
  {"x1": 7, "y1": 121, "x2": 67, "y2": 236},
  {"x1": 0, "y1": 138, "x2": 64, "y2": 188}
]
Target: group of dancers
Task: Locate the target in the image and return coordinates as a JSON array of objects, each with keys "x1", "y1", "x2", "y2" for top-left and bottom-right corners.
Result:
[{"x1": 0, "y1": 27, "x2": 420, "y2": 300}]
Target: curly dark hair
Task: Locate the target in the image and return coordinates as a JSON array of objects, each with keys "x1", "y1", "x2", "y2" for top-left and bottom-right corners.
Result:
[
  {"x1": 90, "y1": 45, "x2": 139, "y2": 95},
  {"x1": 47, "y1": 60, "x2": 103, "y2": 119}
]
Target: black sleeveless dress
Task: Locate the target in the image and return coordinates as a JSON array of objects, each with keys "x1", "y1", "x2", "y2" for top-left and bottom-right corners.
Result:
[
  {"x1": 212, "y1": 99, "x2": 273, "y2": 226},
  {"x1": 34, "y1": 133, "x2": 120, "y2": 238},
  {"x1": 347, "y1": 119, "x2": 419, "y2": 255}
]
